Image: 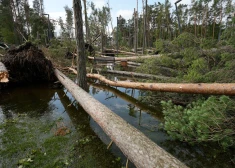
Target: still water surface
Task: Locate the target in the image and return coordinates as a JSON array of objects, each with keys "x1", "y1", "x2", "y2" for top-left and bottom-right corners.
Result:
[{"x1": 0, "y1": 83, "x2": 234, "y2": 167}]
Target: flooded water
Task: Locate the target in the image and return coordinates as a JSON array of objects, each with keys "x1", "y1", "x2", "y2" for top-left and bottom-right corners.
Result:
[{"x1": 0, "y1": 83, "x2": 234, "y2": 168}]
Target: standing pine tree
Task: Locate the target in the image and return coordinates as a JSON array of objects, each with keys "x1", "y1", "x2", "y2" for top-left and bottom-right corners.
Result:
[
  {"x1": 64, "y1": 5, "x2": 73, "y2": 39},
  {"x1": 73, "y1": 0, "x2": 88, "y2": 90}
]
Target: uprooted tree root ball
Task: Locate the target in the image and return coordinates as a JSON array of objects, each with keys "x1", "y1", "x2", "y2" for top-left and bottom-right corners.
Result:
[{"x1": 2, "y1": 42, "x2": 56, "y2": 84}]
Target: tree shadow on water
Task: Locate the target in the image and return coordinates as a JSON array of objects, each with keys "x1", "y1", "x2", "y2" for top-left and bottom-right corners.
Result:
[{"x1": 57, "y1": 89, "x2": 123, "y2": 168}]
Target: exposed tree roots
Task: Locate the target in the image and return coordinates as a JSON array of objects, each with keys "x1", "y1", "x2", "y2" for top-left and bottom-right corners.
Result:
[{"x1": 1, "y1": 42, "x2": 56, "y2": 84}]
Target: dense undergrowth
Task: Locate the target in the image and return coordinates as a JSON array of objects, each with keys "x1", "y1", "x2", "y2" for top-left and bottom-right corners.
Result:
[
  {"x1": 137, "y1": 32, "x2": 235, "y2": 83},
  {"x1": 137, "y1": 32, "x2": 235, "y2": 150},
  {"x1": 161, "y1": 96, "x2": 235, "y2": 149}
]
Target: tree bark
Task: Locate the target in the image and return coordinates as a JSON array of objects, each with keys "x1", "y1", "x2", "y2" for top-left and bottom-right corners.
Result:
[
  {"x1": 86, "y1": 73, "x2": 235, "y2": 95},
  {"x1": 73, "y1": 0, "x2": 88, "y2": 90},
  {"x1": 54, "y1": 69, "x2": 188, "y2": 168},
  {"x1": 0, "y1": 62, "x2": 9, "y2": 83}
]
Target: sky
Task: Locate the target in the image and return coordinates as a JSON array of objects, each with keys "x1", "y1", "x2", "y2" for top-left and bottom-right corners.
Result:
[{"x1": 28, "y1": 0, "x2": 192, "y2": 35}]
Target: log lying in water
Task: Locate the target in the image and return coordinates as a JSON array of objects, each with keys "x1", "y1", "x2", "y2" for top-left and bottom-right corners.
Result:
[
  {"x1": 0, "y1": 62, "x2": 9, "y2": 83},
  {"x1": 87, "y1": 73, "x2": 235, "y2": 95},
  {"x1": 54, "y1": 69, "x2": 188, "y2": 168}
]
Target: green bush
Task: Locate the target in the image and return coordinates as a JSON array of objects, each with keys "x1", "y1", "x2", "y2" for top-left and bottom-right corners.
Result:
[
  {"x1": 181, "y1": 47, "x2": 200, "y2": 66},
  {"x1": 172, "y1": 32, "x2": 199, "y2": 50},
  {"x1": 221, "y1": 27, "x2": 235, "y2": 47},
  {"x1": 155, "y1": 39, "x2": 164, "y2": 52},
  {"x1": 220, "y1": 52, "x2": 234, "y2": 63},
  {"x1": 161, "y1": 96, "x2": 235, "y2": 149},
  {"x1": 203, "y1": 69, "x2": 235, "y2": 82},
  {"x1": 49, "y1": 39, "x2": 63, "y2": 49},
  {"x1": 136, "y1": 55, "x2": 180, "y2": 76},
  {"x1": 200, "y1": 38, "x2": 217, "y2": 49},
  {"x1": 155, "y1": 39, "x2": 177, "y2": 53},
  {"x1": 136, "y1": 58, "x2": 160, "y2": 74},
  {"x1": 184, "y1": 58, "x2": 208, "y2": 82},
  {"x1": 160, "y1": 55, "x2": 180, "y2": 68}
]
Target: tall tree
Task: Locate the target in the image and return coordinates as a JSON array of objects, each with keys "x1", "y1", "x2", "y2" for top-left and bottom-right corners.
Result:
[
  {"x1": 134, "y1": 8, "x2": 137, "y2": 53},
  {"x1": 0, "y1": 0, "x2": 16, "y2": 43},
  {"x1": 33, "y1": 0, "x2": 43, "y2": 15},
  {"x1": 64, "y1": 5, "x2": 73, "y2": 39},
  {"x1": 136, "y1": 0, "x2": 139, "y2": 50},
  {"x1": 58, "y1": 17, "x2": 66, "y2": 38},
  {"x1": 33, "y1": 0, "x2": 40, "y2": 14},
  {"x1": 83, "y1": 0, "x2": 90, "y2": 44},
  {"x1": 23, "y1": 0, "x2": 31, "y2": 35},
  {"x1": 73, "y1": 0, "x2": 88, "y2": 90},
  {"x1": 39, "y1": 0, "x2": 44, "y2": 15},
  {"x1": 142, "y1": 0, "x2": 146, "y2": 54}
]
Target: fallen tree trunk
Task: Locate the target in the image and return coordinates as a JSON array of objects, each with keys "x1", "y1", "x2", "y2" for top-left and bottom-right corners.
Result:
[
  {"x1": 98, "y1": 52, "x2": 136, "y2": 56},
  {"x1": 69, "y1": 67, "x2": 169, "y2": 81},
  {"x1": 87, "y1": 73, "x2": 235, "y2": 95},
  {"x1": 105, "y1": 49, "x2": 136, "y2": 55},
  {"x1": 0, "y1": 62, "x2": 9, "y2": 83},
  {"x1": 88, "y1": 54, "x2": 161, "y2": 61},
  {"x1": 127, "y1": 61, "x2": 141, "y2": 66},
  {"x1": 67, "y1": 67, "x2": 235, "y2": 95},
  {"x1": 104, "y1": 69, "x2": 170, "y2": 80},
  {"x1": 54, "y1": 69, "x2": 188, "y2": 168},
  {"x1": 89, "y1": 68, "x2": 170, "y2": 80}
]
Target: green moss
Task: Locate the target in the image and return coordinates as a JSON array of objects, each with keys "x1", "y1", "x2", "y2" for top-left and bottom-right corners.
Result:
[
  {"x1": 0, "y1": 110, "x2": 122, "y2": 168},
  {"x1": 0, "y1": 116, "x2": 76, "y2": 168}
]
